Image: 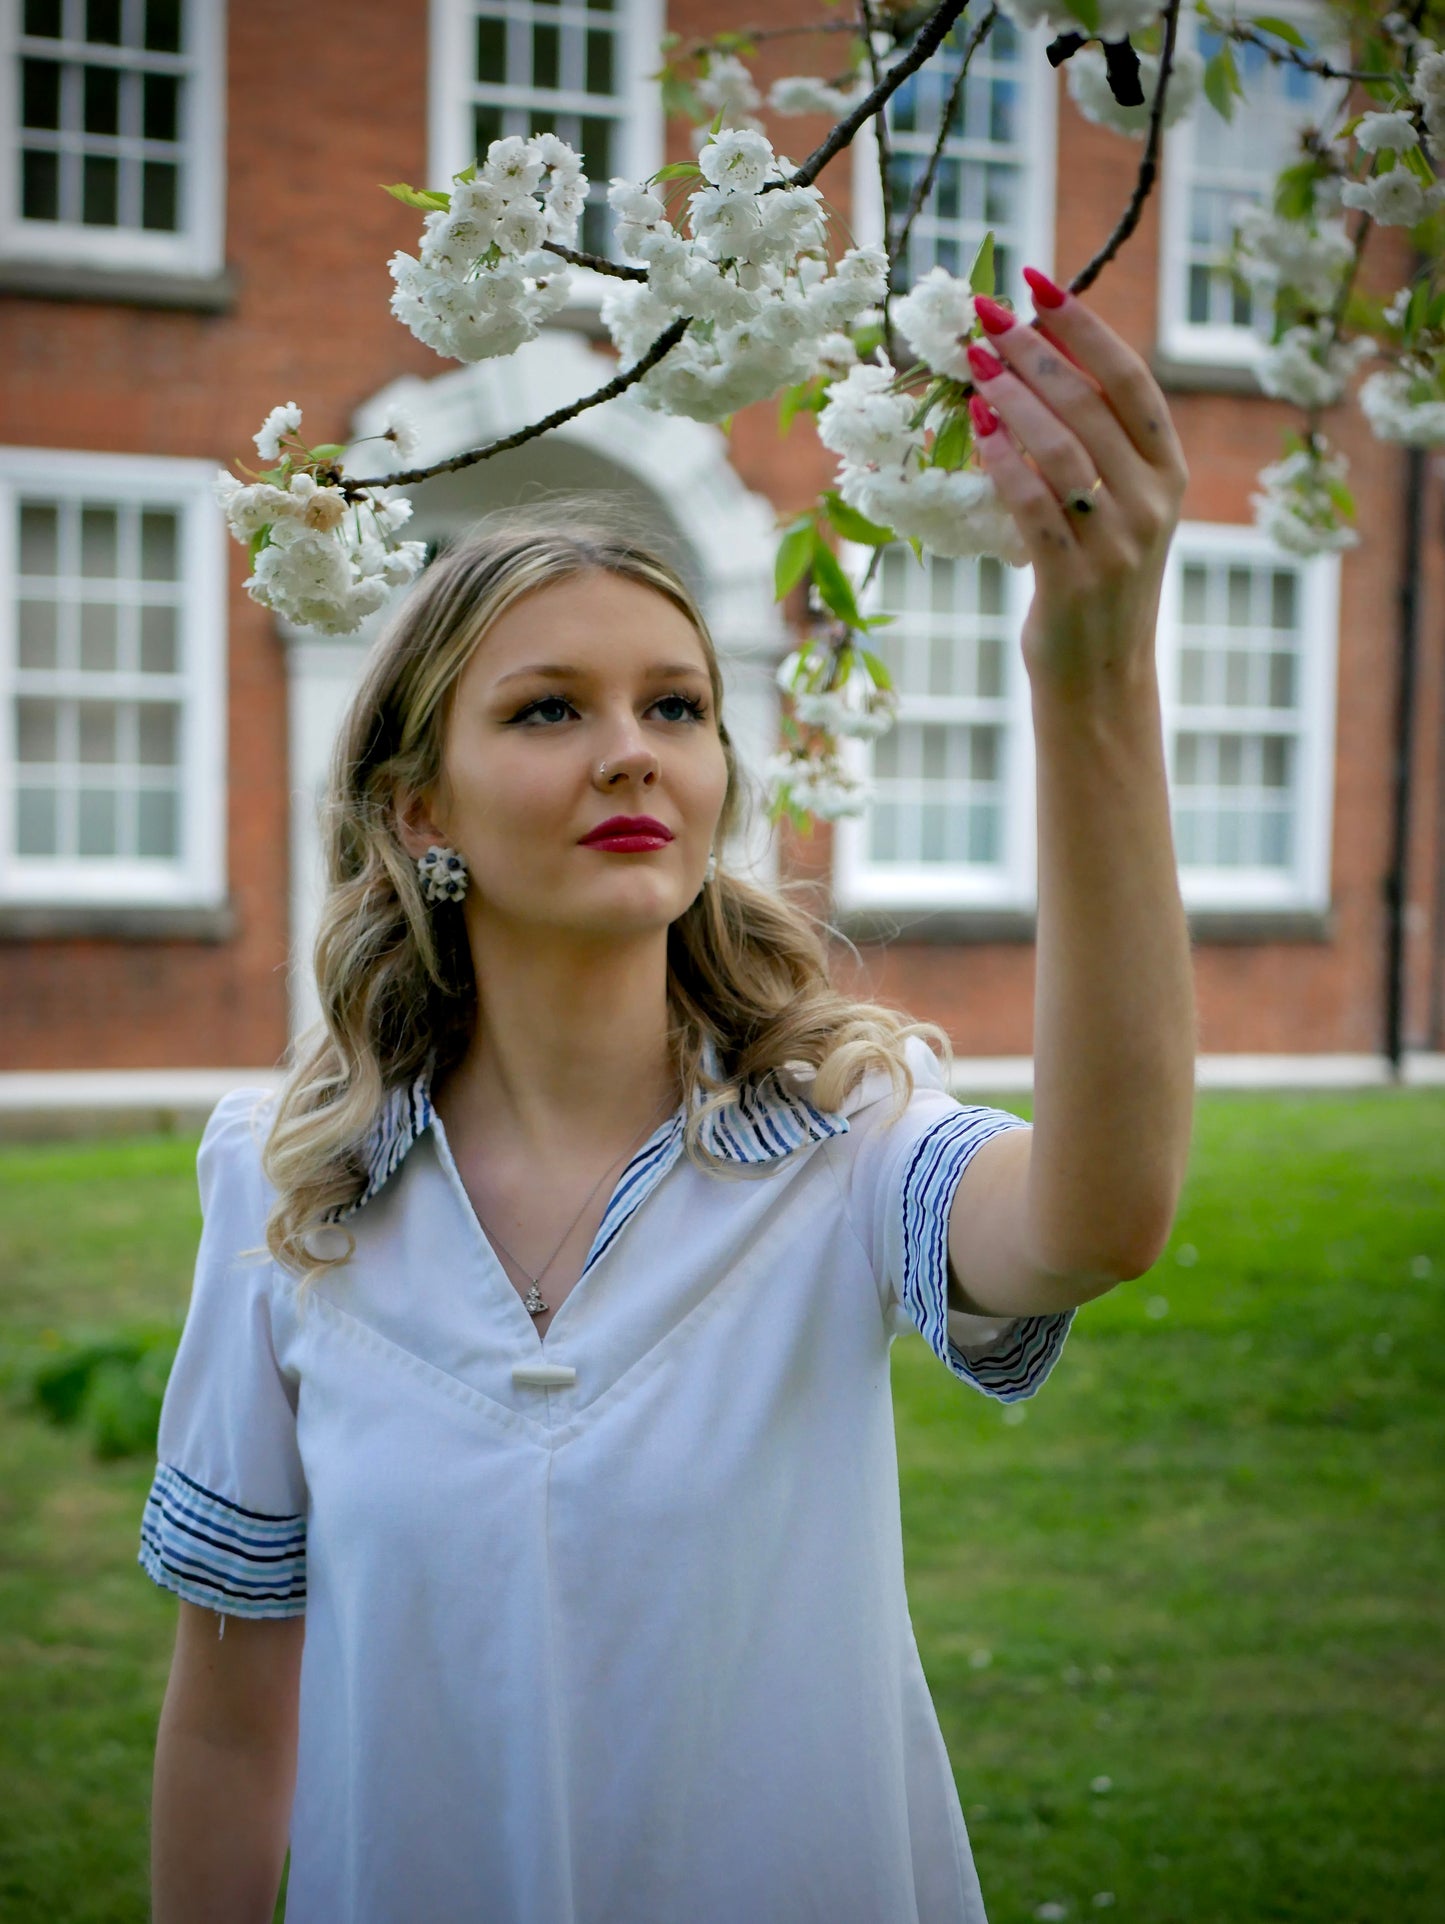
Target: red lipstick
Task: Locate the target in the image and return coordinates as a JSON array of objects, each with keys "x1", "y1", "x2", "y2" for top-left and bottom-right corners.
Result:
[{"x1": 580, "y1": 815, "x2": 675, "y2": 852}]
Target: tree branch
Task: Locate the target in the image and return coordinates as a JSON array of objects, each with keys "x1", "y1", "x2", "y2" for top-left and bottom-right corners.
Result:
[
  {"x1": 1217, "y1": 18, "x2": 1390, "y2": 88},
  {"x1": 1069, "y1": 0, "x2": 1182, "y2": 297},
  {"x1": 541, "y1": 242, "x2": 647, "y2": 280},
  {"x1": 857, "y1": 0, "x2": 901, "y2": 364},
  {"x1": 893, "y1": 4, "x2": 996, "y2": 275},
  {"x1": 341, "y1": 316, "x2": 693, "y2": 492}
]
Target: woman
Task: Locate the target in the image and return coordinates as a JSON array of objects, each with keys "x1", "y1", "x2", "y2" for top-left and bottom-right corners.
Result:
[{"x1": 142, "y1": 276, "x2": 1196, "y2": 1923}]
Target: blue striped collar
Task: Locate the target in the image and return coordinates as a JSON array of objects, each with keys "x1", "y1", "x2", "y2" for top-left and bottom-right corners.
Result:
[{"x1": 325, "y1": 1042, "x2": 850, "y2": 1225}]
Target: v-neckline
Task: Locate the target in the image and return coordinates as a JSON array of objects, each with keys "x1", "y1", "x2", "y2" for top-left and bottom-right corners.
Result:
[{"x1": 427, "y1": 1106, "x2": 688, "y2": 1347}]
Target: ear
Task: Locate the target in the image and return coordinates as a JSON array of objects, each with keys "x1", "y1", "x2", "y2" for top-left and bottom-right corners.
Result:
[{"x1": 393, "y1": 783, "x2": 450, "y2": 863}]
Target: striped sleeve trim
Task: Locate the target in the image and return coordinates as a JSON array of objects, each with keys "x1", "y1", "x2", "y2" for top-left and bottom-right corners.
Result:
[
  {"x1": 138, "y1": 1462, "x2": 307, "y2": 1618},
  {"x1": 898, "y1": 1111, "x2": 1075, "y2": 1404}
]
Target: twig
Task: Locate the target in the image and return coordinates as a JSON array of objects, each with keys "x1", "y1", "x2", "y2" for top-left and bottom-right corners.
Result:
[
  {"x1": 1069, "y1": 0, "x2": 1181, "y2": 296},
  {"x1": 341, "y1": 317, "x2": 693, "y2": 492},
  {"x1": 672, "y1": 19, "x2": 861, "y2": 58},
  {"x1": 857, "y1": 0, "x2": 900, "y2": 364},
  {"x1": 776, "y1": 0, "x2": 971, "y2": 193},
  {"x1": 1216, "y1": 18, "x2": 1391, "y2": 89},
  {"x1": 542, "y1": 242, "x2": 646, "y2": 281},
  {"x1": 892, "y1": 4, "x2": 996, "y2": 273}
]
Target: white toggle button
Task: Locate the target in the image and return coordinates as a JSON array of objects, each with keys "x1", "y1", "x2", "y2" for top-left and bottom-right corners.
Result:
[{"x1": 511, "y1": 1362, "x2": 577, "y2": 1389}]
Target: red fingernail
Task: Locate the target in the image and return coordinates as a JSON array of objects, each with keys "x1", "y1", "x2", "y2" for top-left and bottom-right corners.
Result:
[
  {"x1": 968, "y1": 394, "x2": 999, "y2": 438},
  {"x1": 1022, "y1": 266, "x2": 1068, "y2": 310},
  {"x1": 966, "y1": 342, "x2": 1006, "y2": 382},
  {"x1": 974, "y1": 295, "x2": 1016, "y2": 335}
]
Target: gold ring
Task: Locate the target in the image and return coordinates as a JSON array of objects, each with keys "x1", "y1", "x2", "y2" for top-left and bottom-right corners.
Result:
[{"x1": 1063, "y1": 477, "x2": 1104, "y2": 515}]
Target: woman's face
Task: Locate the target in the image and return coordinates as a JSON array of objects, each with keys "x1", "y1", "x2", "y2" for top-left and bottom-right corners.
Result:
[{"x1": 405, "y1": 569, "x2": 730, "y2": 942}]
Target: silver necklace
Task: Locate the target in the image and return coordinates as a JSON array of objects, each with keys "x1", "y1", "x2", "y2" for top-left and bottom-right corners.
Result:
[{"x1": 472, "y1": 1099, "x2": 675, "y2": 1317}]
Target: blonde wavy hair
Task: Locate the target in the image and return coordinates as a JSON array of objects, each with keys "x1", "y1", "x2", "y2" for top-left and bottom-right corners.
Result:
[{"x1": 254, "y1": 498, "x2": 949, "y2": 1298}]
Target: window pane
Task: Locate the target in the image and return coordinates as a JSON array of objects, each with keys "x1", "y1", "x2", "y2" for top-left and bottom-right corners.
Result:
[
  {"x1": 1224, "y1": 649, "x2": 1251, "y2": 705},
  {"x1": 532, "y1": 22, "x2": 559, "y2": 88},
  {"x1": 476, "y1": 14, "x2": 506, "y2": 80},
  {"x1": 84, "y1": 64, "x2": 121, "y2": 134},
  {"x1": 19, "y1": 600, "x2": 59, "y2": 669},
  {"x1": 139, "y1": 602, "x2": 178, "y2": 671},
  {"x1": 17, "y1": 788, "x2": 60, "y2": 856},
  {"x1": 20, "y1": 503, "x2": 59, "y2": 574},
  {"x1": 1268, "y1": 650, "x2": 1295, "y2": 707},
  {"x1": 142, "y1": 159, "x2": 178, "y2": 229},
  {"x1": 80, "y1": 602, "x2": 118, "y2": 670},
  {"x1": 79, "y1": 699, "x2": 119, "y2": 763},
  {"x1": 17, "y1": 698, "x2": 60, "y2": 764},
  {"x1": 585, "y1": 28, "x2": 613, "y2": 95},
  {"x1": 87, "y1": 0, "x2": 123, "y2": 42},
  {"x1": 143, "y1": 70, "x2": 180, "y2": 142},
  {"x1": 138, "y1": 701, "x2": 180, "y2": 764},
  {"x1": 22, "y1": 59, "x2": 62, "y2": 128},
  {"x1": 140, "y1": 509, "x2": 179, "y2": 578},
  {"x1": 474, "y1": 103, "x2": 504, "y2": 154},
  {"x1": 1181, "y1": 563, "x2": 1206, "y2": 624},
  {"x1": 137, "y1": 787, "x2": 179, "y2": 855},
  {"x1": 24, "y1": 0, "x2": 63, "y2": 36},
  {"x1": 1226, "y1": 568, "x2": 1252, "y2": 625},
  {"x1": 144, "y1": 0, "x2": 183, "y2": 53},
  {"x1": 1271, "y1": 570, "x2": 1296, "y2": 629},
  {"x1": 80, "y1": 506, "x2": 118, "y2": 575},
  {"x1": 21, "y1": 149, "x2": 60, "y2": 220},
  {"x1": 1179, "y1": 646, "x2": 1207, "y2": 703},
  {"x1": 78, "y1": 787, "x2": 120, "y2": 855},
  {"x1": 82, "y1": 152, "x2": 119, "y2": 224},
  {"x1": 976, "y1": 635, "x2": 1004, "y2": 699},
  {"x1": 978, "y1": 557, "x2": 1004, "y2": 616}
]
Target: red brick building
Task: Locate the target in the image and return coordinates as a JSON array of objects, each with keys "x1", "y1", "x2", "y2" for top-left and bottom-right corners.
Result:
[{"x1": 3, "y1": 0, "x2": 1442, "y2": 1085}]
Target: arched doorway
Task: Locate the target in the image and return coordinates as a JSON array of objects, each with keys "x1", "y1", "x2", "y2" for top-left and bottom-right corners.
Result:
[{"x1": 283, "y1": 330, "x2": 790, "y2": 1043}]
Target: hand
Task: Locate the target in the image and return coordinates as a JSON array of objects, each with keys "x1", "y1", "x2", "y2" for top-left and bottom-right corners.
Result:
[{"x1": 966, "y1": 272, "x2": 1188, "y2": 700}]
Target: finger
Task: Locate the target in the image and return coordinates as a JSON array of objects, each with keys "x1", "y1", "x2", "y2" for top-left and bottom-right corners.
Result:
[
  {"x1": 969, "y1": 394, "x2": 1079, "y2": 567},
  {"x1": 966, "y1": 343, "x2": 1106, "y2": 511},
  {"x1": 1019, "y1": 273, "x2": 1187, "y2": 477},
  {"x1": 970, "y1": 294, "x2": 1162, "y2": 513}
]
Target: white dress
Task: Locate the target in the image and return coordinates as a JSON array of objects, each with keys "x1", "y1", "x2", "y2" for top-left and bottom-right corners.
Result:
[{"x1": 139, "y1": 1035, "x2": 1075, "y2": 1923}]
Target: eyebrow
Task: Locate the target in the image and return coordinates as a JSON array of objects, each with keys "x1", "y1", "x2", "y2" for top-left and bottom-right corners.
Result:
[{"x1": 493, "y1": 661, "x2": 710, "y2": 688}]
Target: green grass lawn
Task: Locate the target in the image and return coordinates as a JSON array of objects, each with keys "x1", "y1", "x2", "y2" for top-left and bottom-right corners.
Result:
[{"x1": 1, "y1": 1090, "x2": 1442, "y2": 1923}]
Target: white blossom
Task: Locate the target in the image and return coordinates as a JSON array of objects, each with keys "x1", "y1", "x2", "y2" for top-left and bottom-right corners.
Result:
[
  {"x1": 893, "y1": 266, "x2": 977, "y2": 382},
  {"x1": 816, "y1": 359, "x2": 921, "y2": 466},
  {"x1": 698, "y1": 127, "x2": 775, "y2": 196},
  {"x1": 1359, "y1": 366, "x2": 1445, "y2": 445},
  {"x1": 695, "y1": 52, "x2": 764, "y2": 133},
  {"x1": 840, "y1": 462, "x2": 1029, "y2": 566},
  {"x1": 765, "y1": 750, "x2": 872, "y2": 820},
  {"x1": 1340, "y1": 168, "x2": 1444, "y2": 227},
  {"x1": 254, "y1": 401, "x2": 302, "y2": 463},
  {"x1": 1251, "y1": 446, "x2": 1358, "y2": 557},
  {"x1": 1412, "y1": 43, "x2": 1445, "y2": 148},
  {"x1": 1234, "y1": 209, "x2": 1355, "y2": 310},
  {"x1": 767, "y1": 76, "x2": 864, "y2": 117},
  {"x1": 1256, "y1": 324, "x2": 1374, "y2": 409},
  {"x1": 997, "y1": 0, "x2": 1161, "y2": 34},
  {"x1": 372, "y1": 404, "x2": 421, "y2": 471},
  {"x1": 776, "y1": 645, "x2": 898, "y2": 739},
  {"x1": 1066, "y1": 46, "x2": 1203, "y2": 138},
  {"x1": 1354, "y1": 110, "x2": 1420, "y2": 154}
]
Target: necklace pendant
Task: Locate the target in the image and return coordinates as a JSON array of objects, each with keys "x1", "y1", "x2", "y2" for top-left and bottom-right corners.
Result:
[{"x1": 523, "y1": 1283, "x2": 549, "y2": 1316}]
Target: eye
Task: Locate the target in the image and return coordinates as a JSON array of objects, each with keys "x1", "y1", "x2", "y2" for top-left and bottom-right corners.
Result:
[
  {"x1": 509, "y1": 695, "x2": 575, "y2": 726},
  {"x1": 653, "y1": 693, "x2": 708, "y2": 722}
]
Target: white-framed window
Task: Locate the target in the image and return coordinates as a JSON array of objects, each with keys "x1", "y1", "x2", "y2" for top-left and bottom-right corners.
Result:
[
  {"x1": 0, "y1": 447, "x2": 227, "y2": 908},
  {"x1": 1159, "y1": 3, "x2": 1337, "y2": 367},
  {"x1": 1158, "y1": 523, "x2": 1338, "y2": 909},
  {"x1": 852, "y1": 9, "x2": 1056, "y2": 311},
  {"x1": 0, "y1": 0, "x2": 225, "y2": 278},
  {"x1": 831, "y1": 544, "x2": 1038, "y2": 911},
  {"x1": 428, "y1": 0, "x2": 663, "y2": 296}
]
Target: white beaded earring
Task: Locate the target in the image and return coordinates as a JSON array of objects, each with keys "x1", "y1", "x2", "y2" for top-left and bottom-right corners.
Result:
[
  {"x1": 417, "y1": 844, "x2": 470, "y2": 904},
  {"x1": 704, "y1": 848, "x2": 718, "y2": 884}
]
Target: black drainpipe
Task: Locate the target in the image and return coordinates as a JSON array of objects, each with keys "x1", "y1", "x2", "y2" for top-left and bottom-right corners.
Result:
[{"x1": 1384, "y1": 444, "x2": 1426, "y2": 1080}]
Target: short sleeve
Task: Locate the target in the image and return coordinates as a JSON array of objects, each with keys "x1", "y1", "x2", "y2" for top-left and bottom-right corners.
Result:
[
  {"x1": 137, "y1": 1087, "x2": 308, "y2": 1618},
  {"x1": 831, "y1": 1037, "x2": 1076, "y2": 1403}
]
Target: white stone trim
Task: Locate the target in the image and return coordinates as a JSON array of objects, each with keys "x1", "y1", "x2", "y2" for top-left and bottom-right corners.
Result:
[{"x1": 0, "y1": 444, "x2": 227, "y2": 909}]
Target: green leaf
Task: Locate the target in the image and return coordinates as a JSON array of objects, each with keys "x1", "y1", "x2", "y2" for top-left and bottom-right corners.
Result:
[
  {"x1": 822, "y1": 491, "x2": 894, "y2": 545},
  {"x1": 382, "y1": 182, "x2": 452, "y2": 211},
  {"x1": 906, "y1": 536, "x2": 924, "y2": 566},
  {"x1": 453, "y1": 163, "x2": 478, "y2": 184},
  {"x1": 859, "y1": 613, "x2": 896, "y2": 631},
  {"x1": 861, "y1": 648, "x2": 895, "y2": 690},
  {"x1": 809, "y1": 531, "x2": 863, "y2": 629},
  {"x1": 774, "y1": 519, "x2": 816, "y2": 601},
  {"x1": 1324, "y1": 475, "x2": 1356, "y2": 518},
  {"x1": 247, "y1": 526, "x2": 271, "y2": 563},
  {"x1": 1249, "y1": 14, "x2": 1308, "y2": 48},
  {"x1": 967, "y1": 230, "x2": 996, "y2": 298},
  {"x1": 308, "y1": 443, "x2": 347, "y2": 462},
  {"x1": 1203, "y1": 45, "x2": 1241, "y2": 122},
  {"x1": 1058, "y1": 0, "x2": 1101, "y2": 32},
  {"x1": 650, "y1": 160, "x2": 704, "y2": 182},
  {"x1": 931, "y1": 412, "x2": 972, "y2": 472},
  {"x1": 1273, "y1": 160, "x2": 1318, "y2": 222},
  {"x1": 1403, "y1": 143, "x2": 1436, "y2": 185}
]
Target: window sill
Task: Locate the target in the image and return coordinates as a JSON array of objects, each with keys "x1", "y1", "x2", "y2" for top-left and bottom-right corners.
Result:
[
  {"x1": 0, "y1": 902, "x2": 236, "y2": 942},
  {"x1": 830, "y1": 904, "x2": 1334, "y2": 945},
  {"x1": 0, "y1": 257, "x2": 237, "y2": 313},
  {"x1": 1150, "y1": 350, "x2": 1265, "y2": 397}
]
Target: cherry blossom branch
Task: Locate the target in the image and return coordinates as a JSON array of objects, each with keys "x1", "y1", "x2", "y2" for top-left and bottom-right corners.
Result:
[
  {"x1": 541, "y1": 242, "x2": 647, "y2": 280},
  {"x1": 340, "y1": 315, "x2": 692, "y2": 492},
  {"x1": 892, "y1": 3, "x2": 996, "y2": 273},
  {"x1": 1212, "y1": 17, "x2": 1391, "y2": 89},
  {"x1": 1068, "y1": 0, "x2": 1182, "y2": 297},
  {"x1": 778, "y1": 0, "x2": 971, "y2": 192}
]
